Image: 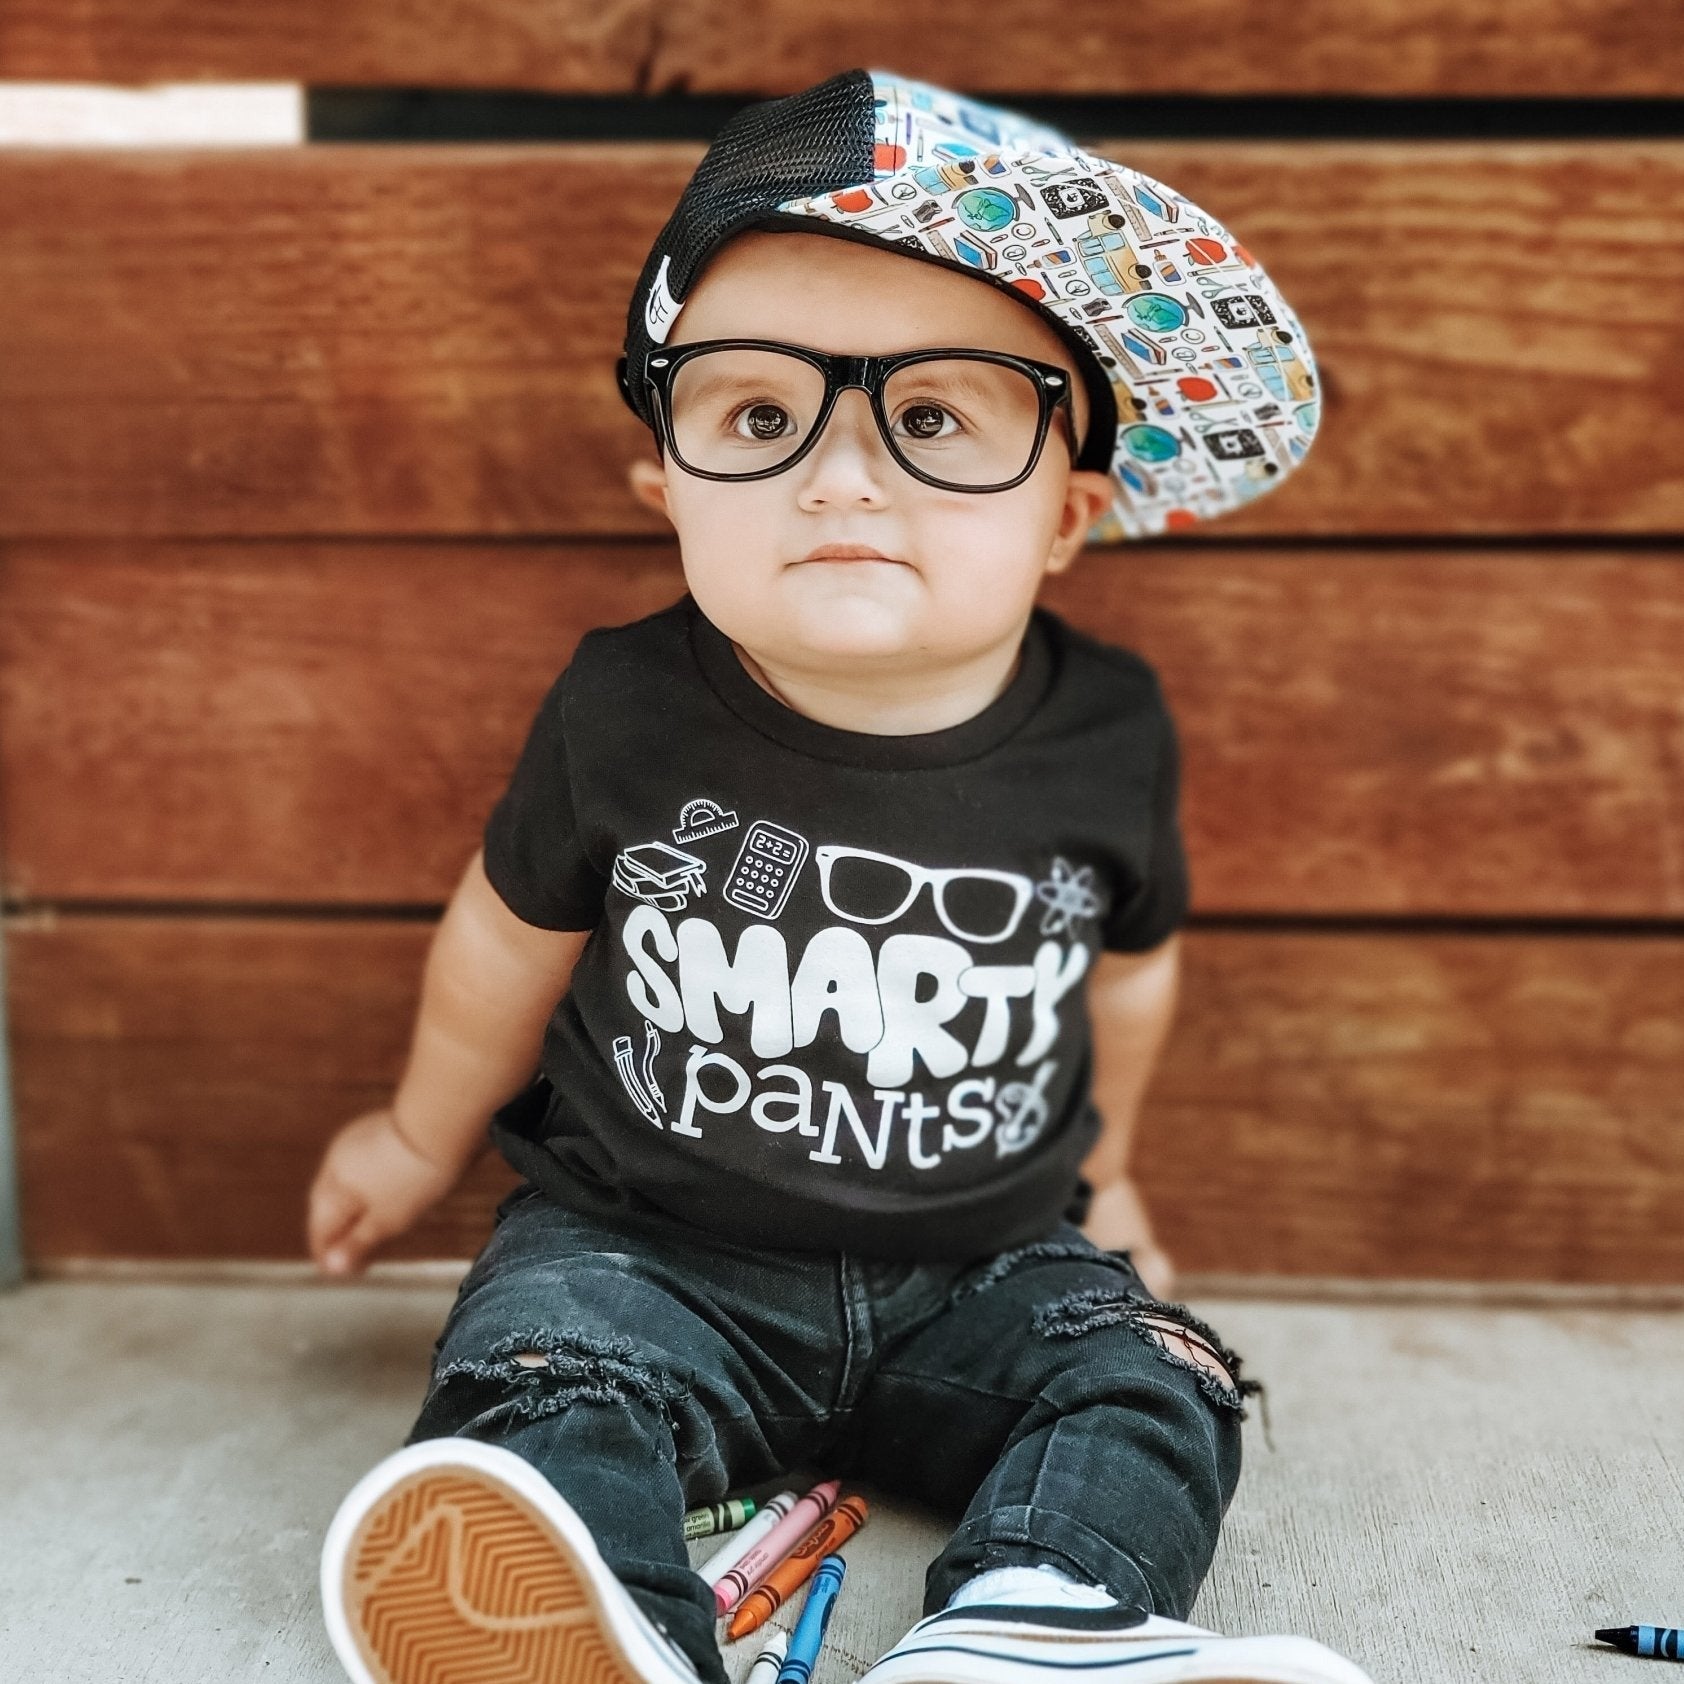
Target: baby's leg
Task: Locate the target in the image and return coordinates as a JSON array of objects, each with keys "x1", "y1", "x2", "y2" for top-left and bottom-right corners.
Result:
[
  {"x1": 838, "y1": 1228, "x2": 1259, "y2": 1625},
  {"x1": 398, "y1": 1187, "x2": 838, "y2": 1683}
]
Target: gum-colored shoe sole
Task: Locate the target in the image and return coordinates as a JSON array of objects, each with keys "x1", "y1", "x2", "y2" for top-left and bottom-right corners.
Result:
[{"x1": 336, "y1": 1459, "x2": 643, "y2": 1684}]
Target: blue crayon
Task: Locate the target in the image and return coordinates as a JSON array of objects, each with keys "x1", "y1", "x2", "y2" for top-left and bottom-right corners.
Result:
[
  {"x1": 1596, "y1": 1623, "x2": 1684, "y2": 1660},
  {"x1": 776, "y1": 1555, "x2": 847, "y2": 1684}
]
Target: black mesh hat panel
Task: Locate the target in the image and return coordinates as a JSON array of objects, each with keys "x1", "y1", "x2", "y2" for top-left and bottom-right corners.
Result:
[{"x1": 616, "y1": 68, "x2": 877, "y2": 428}]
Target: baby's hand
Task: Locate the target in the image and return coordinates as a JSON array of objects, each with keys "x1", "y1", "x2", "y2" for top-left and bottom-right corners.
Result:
[
  {"x1": 306, "y1": 1108, "x2": 467, "y2": 1278},
  {"x1": 1082, "y1": 1174, "x2": 1179, "y2": 1301}
]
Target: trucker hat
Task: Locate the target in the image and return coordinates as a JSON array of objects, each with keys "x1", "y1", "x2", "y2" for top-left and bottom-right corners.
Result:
[{"x1": 616, "y1": 66, "x2": 1321, "y2": 542}]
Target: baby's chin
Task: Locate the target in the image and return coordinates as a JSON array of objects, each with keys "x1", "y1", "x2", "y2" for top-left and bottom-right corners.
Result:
[{"x1": 773, "y1": 561, "x2": 930, "y2": 658}]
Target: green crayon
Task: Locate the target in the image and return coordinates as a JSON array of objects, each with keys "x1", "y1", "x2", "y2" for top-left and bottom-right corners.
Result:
[{"x1": 683, "y1": 1496, "x2": 758, "y2": 1540}]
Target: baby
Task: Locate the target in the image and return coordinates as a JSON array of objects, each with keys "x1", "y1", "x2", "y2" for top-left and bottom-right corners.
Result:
[{"x1": 307, "y1": 68, "x2": 1369, "y2": 1684}]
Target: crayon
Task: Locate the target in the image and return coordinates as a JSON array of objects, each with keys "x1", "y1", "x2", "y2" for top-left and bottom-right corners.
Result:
[
  {"x1": 727, "y1": 1495, "x2": 869, "y2": 1641},
  {"x1": 697, "y1": 1490, "x2": 797, "y2": 1587},
  {"x1": 745, "y1": 1628, "x2": 791, "y2": 1684},
  {"x1": 713, "y1": 1479, "x2": 840, "y2": 1614},
  {"x1": 683, "y1": 1497, "x2": 757, "y2": 1541},
  {"x1": 1595, "y1": 1624, "x2": 1684, "y2": 1660},
  {"x1": 776, "y1": 1555, "x2": 846, "y2": 1684}
]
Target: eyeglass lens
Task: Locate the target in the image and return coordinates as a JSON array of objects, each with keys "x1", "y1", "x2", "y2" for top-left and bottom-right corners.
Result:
[{"x1": 667, "y1": 347, "x2": 1046, "y2": 488}]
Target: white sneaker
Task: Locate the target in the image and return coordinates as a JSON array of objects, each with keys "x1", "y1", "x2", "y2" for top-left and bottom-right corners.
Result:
[
  {"x1": 857, "y1": 1602, "x2": 1379, "y2": 1684},
  {"x1": 320, "y1": 1437, "x2": 708, "y2": 1684}
]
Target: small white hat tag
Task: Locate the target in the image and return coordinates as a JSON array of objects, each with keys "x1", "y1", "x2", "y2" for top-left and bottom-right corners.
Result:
[{"x1": 643, "y1": 254, "x2": 681, "y2": 345}]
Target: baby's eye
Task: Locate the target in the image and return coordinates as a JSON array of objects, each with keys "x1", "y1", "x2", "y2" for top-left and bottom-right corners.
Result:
[
  {"x1": 893, "y1": 401, "x2": 963, "y2": 442},
  {"x1": 728, "y1": 401, "x2": 797, "y2": 442}
]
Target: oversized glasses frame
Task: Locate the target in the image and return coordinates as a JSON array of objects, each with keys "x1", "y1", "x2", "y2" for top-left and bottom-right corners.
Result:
[
  {"x1": 640, "y1": 337, "x2": 1081, "y2": 494},
  {"x1": 814, "y1": 844, "x2": 1035, "y2": 944}
]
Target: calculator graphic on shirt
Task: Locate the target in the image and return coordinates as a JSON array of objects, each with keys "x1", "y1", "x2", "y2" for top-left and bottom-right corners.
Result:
[{"x1": 722, "y1": 821, "x2": 809, "y2": 920}]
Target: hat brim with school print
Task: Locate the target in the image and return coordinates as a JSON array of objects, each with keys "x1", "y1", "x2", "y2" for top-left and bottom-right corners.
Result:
[{"x1": 616, "y1": 67, "x2": 1321, "y2": 544}]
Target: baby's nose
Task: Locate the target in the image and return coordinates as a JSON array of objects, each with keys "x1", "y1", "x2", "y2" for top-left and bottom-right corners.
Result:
[{"x1": 809, "y1": 386, "x2": 889, "y2": 457}]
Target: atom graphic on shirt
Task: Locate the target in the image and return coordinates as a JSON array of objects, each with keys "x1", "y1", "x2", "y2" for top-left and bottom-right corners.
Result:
[{"x1": 1034, "y1": 855, "x2": 1105, "y2": 937}]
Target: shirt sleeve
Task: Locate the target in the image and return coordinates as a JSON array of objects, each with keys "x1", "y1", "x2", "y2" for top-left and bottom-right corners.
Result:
[
  {"x1": 481, "y1": 660, "x2": 608, "y2": 932},
  {"x1": 1099, "y1": 696, "x2": 1191, "y2": 953}
]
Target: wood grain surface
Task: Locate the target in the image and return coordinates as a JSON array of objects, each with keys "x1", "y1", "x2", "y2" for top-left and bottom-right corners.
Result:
[
  {"x1": 3, "y1": 145, "x2": 1680, "y2": 538},
  {"x1": 8, "y1": 914, "x2": 1680, "y2": 1278},
  {"x1": 2, "y1": 0, "x2": 1680, "y2": 96},
  {"x1": 4, "y1": 542, "x2": 1680, "y2": 916},
  {"x1": 3, "y1": 54, "x2": 1677, "y2": 1278}
]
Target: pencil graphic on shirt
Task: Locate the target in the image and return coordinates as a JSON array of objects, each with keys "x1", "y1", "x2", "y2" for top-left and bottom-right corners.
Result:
[
  {"x1": 712, "y1": 1479, "x2": 838, "y2": 1612},
  {"x1": 727, "y1": 1495, "x2": 869, "y2": 1639},
  {"x1": 612, "y1": 1034, "x2": 663, "y2": 1127}
]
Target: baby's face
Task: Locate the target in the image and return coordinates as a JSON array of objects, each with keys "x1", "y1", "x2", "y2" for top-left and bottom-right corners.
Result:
[{"x1": 626, "y1": 231, "x2": 1115, "y2": 681}]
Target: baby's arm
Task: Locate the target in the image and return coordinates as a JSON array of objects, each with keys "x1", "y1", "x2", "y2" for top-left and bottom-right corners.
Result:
[
  {"x1": 1080, "y1": 931, "x2": 1182, "y2": 1297},
  {"x1": 306, "y1": 846, "x2": 590, "y2": 1275},
  {"x1": 388, "y1": 845, "x2": 589, "y2": 1168}
]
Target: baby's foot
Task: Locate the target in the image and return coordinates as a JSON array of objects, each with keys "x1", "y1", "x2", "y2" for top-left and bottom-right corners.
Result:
[
  {"x1": 858, "y1": 1602, "x2": 1379, "y2": 1684},
  {"x1": 320, "y1": 1437, "x2": 711, "y2": 1684}
]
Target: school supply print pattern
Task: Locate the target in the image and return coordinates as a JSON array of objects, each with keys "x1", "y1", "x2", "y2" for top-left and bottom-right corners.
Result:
[
  {"x1": 825, "y1": 74, "x2": 1318, "y2": 541},
  {"x1": 480, "y1": 596, "x2": 1189, "y2": 1259}
]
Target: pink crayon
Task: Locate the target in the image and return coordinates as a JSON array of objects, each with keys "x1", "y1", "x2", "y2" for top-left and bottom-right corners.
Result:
[
  {"x1": 698, "y1": 1490, "x2": 798, "y2": 1588},
  {"x1": 713, "y1": 1479, "x2": 840, "y2": 1614}
]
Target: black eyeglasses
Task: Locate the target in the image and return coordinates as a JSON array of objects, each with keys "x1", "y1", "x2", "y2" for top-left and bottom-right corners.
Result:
[{"x1": 638, "y1": 338, "x2": 1080, "y2": 494}]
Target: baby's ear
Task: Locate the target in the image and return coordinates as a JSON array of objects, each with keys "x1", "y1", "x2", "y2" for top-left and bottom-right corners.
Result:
[
  {"x1": 626, "y1": 457, "x2": 672, "y2": 521},
  {"x1": 1045, "y1": 470, "x2": 1116, "y2": 573}
]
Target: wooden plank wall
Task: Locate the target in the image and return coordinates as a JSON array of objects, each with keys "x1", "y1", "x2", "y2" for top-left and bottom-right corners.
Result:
[{"x1": 3, "y1": 15, "x2": 1680, "y2": 1280}]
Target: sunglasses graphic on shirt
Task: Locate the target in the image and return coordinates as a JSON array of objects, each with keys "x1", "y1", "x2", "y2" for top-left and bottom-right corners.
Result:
[{"x1": 814, "y1": 845, "x2": 1034, "y2": 944}]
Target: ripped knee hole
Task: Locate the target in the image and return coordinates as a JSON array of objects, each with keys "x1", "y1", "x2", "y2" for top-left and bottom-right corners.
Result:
[
  {"x1": 1127, "y1": 1314, "x2": 1237, "y2": 1390},
  {"x1": 433, "y1": 1328, "x2": 690, "y2": 1427},
  {"x1": 1031, "y1": 1288, "x2": 1258, "y2": 1412}
]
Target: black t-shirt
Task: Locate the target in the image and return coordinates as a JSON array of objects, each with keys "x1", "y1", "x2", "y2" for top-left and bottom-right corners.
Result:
[{"x1": 480, "y1": 591, "x2": 1188, "y2": 1262}]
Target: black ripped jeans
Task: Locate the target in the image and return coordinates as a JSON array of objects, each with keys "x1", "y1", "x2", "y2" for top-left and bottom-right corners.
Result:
[{"x1": 403, "y1": 1182, "x2": 1263, "y2": 1684}]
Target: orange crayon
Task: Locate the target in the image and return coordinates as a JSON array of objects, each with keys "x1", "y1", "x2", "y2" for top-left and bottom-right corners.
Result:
[{"x1": 726, "y1": 1495, "x2": 869, "y2": 1641}]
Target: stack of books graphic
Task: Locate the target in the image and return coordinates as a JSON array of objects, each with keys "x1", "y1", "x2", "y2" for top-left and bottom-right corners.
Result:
[{"x1": 611, "y1": 840, "x2": 708, "y2": 909}]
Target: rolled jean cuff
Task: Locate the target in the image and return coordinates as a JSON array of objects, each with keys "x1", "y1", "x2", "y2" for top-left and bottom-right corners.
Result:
[
  {"x1": 618, "y1": 1562, "x2": 730, "y2": 1684},
  {"x1": 923, "y1": 1504, "x2": 1157, "y2": 1620}
]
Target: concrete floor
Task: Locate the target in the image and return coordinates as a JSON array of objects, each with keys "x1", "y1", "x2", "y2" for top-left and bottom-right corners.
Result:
[{"x1": 2, "y1": 1274, "x2": 1680, "y2": 1684}]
